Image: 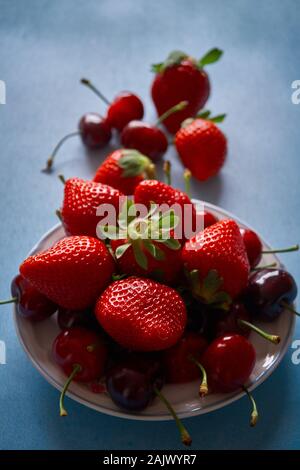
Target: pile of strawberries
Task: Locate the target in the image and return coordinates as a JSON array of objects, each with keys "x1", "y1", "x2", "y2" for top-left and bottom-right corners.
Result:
[{"x1": 2, "y1": 48, "x2": 299, "y2": 447}]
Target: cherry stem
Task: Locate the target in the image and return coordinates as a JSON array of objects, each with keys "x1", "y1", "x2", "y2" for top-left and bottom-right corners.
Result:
[
  {"x1": 238, "y1": 319, "x2": 280, "y2": 344},
  {"x1": 189, "y1": 355, "x2": 208, "y2": 397},
  {"x1": 251, "y1": 262, "x2": 277, "y2": 271},
  {"x1": 58, "y1": 174, "x2": 66, "y2": 185},
  {"x1": 0, "y1": 297, "x2": 17, "y2": 306},
  {"x1": 42, "y1": 131, "x2": 81, "y2": 173},
  {"x1": 242, "y1": 385, "x2": 258, "y2": 427},
  {"x1": 156, "y1": 100, "x2": 188, "y2": 125},
  {"x1": 183, "y1": 169, "x2": 192, "y2": 198},
  {"x1": 59, "y1": 364, "x2": 82, "y2": 417},
  {"x1": 163, "y1": 161, "x2": 172, "y2": 186},
  {"x1": 145, "y1": 163, "x2": 156, "y2": 180},
  {"x1": 80, "y1": 78, "x2": 111, "y2": 106},
  {"x1": 154, "y1": 386, "x2": 192, "y2": 447},
  {"x1": 56, "y1": 209, "x2": 62, "y2": 222},
  {"x1": 280, "y1": 300, "x2": 300, "y2": 317},
  {"x1": 262, "y1": 244, "x2": 299, "y2": 254}
]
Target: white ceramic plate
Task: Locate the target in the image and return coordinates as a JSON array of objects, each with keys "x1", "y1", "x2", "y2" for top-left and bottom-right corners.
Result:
[{"x1": 14, "y1": 201, "x2": 296, "y2": 420}]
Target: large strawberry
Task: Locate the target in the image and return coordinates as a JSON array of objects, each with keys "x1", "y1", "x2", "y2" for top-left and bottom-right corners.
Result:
[
  {"x1": 134, "y1": 179, "x2": 197, "y2": 240},
  {"x1": 20, "y1": 236, "x2": 115, "y2": 309},
  {"x1": 175, "y1": 115, "x2": 227, "y2": 181},
  {"x1": 93, "y1": 149, "x2": 155, "y2": 195},
  {"x1": 104, "y1": 199, "x2": 182, "y2": 284},
  {"x1": 95, "y1": 276, "x2": 187, "y2": 351},
  {"x1": 60, "y1": 177, "x2": 123, "y2": 237},
  {"x1": 182, "y1": 219, "x2": 250, "y2": 306},
  {"x1": 151, "y1": 48, "x2": 223, "y2": 134}
]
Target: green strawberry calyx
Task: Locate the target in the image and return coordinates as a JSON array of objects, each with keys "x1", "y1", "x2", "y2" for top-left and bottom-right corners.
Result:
[
  {"x1": 100, "y1": 198, "x2": 181, "y2": 271},
  {"x1": 181, "y1": 111, "x2": 226, "y2": 129},
  {"x1": 187, "y1": 268, "x2": 232, "y2": 310},
  {"x1": 152, "y1": 48, "x2": 223, "y2": 73},
  {"x1": 118, "y1": 149, "x2": 156, "y2": 179}
]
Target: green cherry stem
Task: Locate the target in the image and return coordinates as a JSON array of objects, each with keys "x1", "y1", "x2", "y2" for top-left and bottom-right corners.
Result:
[
  {"x1": 183, "y1": 169, "x2": 192, "y2": 198},
  {"x1": 189, "y1": 355, "x2": 208, "y2": 397},
  {"x1": 262, "y1": 244, "x2": 299, "y2": 255},
  {"x1": 156, "y1": 100, "x2": 188, "y2": 126},
  {"x1": 42, "y1": 131, "x2": 81, "y2": 173},
  {"x1": 154, "y1": 386, "x2": 192, "y2": 447},
  {"x1": 238, "y1": 319, "x2": 280, "y2": 344},
  {"x1": 0, "y1": 297, "x2": 17, "y2": 306},
  {"x1": 163, "y1": 161, "x2": 172, "y2": 186},
  {"x1": 59, "y1": 364, "x2": 82, "y2": 417},
  {"x1": 56, "y1": 209, "x2": 63, "y2": 222},
  {"x1": 58, "y1": 174, "x2": 66, "y2": 185},
  {"x1": 280, "y1": 300, "x2": 300, "y2": 317},
  {"x1": 251, "y1": 262, "x2": 277, "y2": 271},
  {"x1": 242, "y1": 385, "x2": 258, "y2": 427},
  {"x1": 80, "y1": 78, "x2": 111, "y2": 106}
]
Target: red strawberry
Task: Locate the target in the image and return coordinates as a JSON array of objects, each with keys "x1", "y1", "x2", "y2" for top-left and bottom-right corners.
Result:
[
  {"x1": 151, "y1": 49, "x2": 223, "y2": 134},
  {"x1": 175, "y1": 117, "x2": 227, "y2": 181},
  {"x1": 134, "y1": 179, "x2": 197, "y2": 240},
  {"x1": 93, "y1": 149, "x2": 155, "y2": 195},
  {"x1": 20, "y1": 236, "x2": 115, "y2": 309},
  {"x1": 95, "y1": 276, "x2": 187, "y2": 351},
  {"x1": 182, "y1": 219, "x2": 250, "y2": 305},
  {"x1": 60, "y1": 177, "x2": 123, "y2": 237},
  {"x1": 163, "y1": 332, "x2": 208, "y2": 384}
]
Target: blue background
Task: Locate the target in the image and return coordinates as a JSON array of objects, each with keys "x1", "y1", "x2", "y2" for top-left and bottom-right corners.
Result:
[{"x1": 0, "y1": 0, "x2": 299, "y2": 450}]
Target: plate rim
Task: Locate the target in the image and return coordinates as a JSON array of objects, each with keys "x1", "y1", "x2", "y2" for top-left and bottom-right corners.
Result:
[{"x1": 13, "y1": 200, "x2": 296, "y2": 421}]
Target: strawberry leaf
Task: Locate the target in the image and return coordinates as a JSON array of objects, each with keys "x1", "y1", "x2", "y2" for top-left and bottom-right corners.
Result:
[
  {"x1": 132, "y1": 242, "x2": 148, "y2": 270},
  {"x1": 118, "y1": 150, "x2": 151, "y2": 178},
  {"x1": 188, "y1": 269, "x2": 232, "y2": 310},
  {"x1": 159, "y1": 238, "x2": 181, "y2": 250},
  {"x1": 209, "y1": 113, "x2": 226, "y2": 123},
  {"x1": 198, "y1": 48, "x2": 223, "y2": 68},
  {"x1": 118, "y1": 198, "x2": 135, "y2": 229},
  {"x1": 152, "y1": 50, "x2": 188, "y2": 73},
  {"x1": 197, "y1": 110, "x2": 211, "y2": 119},
  {"x1": 115, "y1": 243, "x2": 131, "y2": 259},
  {"x1": 99, "y1": 225, "x2": 122, "y2": 240}
]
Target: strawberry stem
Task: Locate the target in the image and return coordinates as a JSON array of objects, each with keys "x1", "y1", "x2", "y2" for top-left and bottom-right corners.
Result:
[
  {"x1": 189, "y1": 355, "x2": 208, "y2": 397},
  {"x1": 80, "y1": 78, "x2": 111, "y2": 106},
  {"x1": 262, "y1": 244, "x2": 299, "y2": 254},
  {"x1": 154, "y1": 386, "x2": 192, "y2": 447},
  {"x1": 156, "y1": 101, "x2": 188, "y2": 125},
  {"x1": 238, "y1": 319, "x2": 280, "y2": 344},
  {"x1": 183, "y1": 169, "x2": 192, "y2": 198},
  {"x1": 163, "y1": 161, "x2": 172, "y2": 186},
  {"x1": 59, "y1": 364, "x2": 82, "y2": 417},
  {"x1": 242, "y1": 385, "x2": 258, "y2": 427},
  {"x1": 42, "y1": 131, "x2": 81, "y2": 173},
  {"x1": 280, "y1": 300, "x2": 300, "y2": 317},
  {"x1": 0, "y1": 297, "x2": 17, "y2": 306}
]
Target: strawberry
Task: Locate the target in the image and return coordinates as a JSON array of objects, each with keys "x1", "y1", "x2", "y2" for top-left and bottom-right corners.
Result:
[
  {"x1": 60, "y1": 177, "x2": 123, "y2": 237},
  {"x1": 134, "y1": 179, "x2": 197, "y2": 240},
  {"x1": 182, "y1": 219, "x2": 250, "y2": 306},
  {"x1": 20, "y1": 236, "x2": 115, "y2": 309},
  {"x1": 151, "y1": 49, "x2": 223, "y2": 134},
  {"x1": 95, "y1": 276, "x2": 187, "y2": 351},
  {"x1": 175, "y1": 116, "x2": 227, "y2": 181},
  {"x1": 163, "y1": 332, "x2": 208, "y2": 384},
  {"x1": 101, "y1": 199, "x2": 183, "y2": 284},
  {"x1": 93, "y1": 149, "x2": 155, "y2": 195}
]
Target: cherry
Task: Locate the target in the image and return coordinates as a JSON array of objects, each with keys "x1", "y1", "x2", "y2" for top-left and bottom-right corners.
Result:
[
  {"x1": 57, "y1": 306, "x2": 99, "y2": 330},
  {"x1": 198, "y1": 210, "x2": 218, "y2": 230},
  {"x1": 81, "y1": 78, "x2": 144, "y2": 131},
  {"x1": 240, "y1": 228, "x2": 299, "y2": 268},
  {"x1": 121, "y1": 101, "x2": 187, "y2": 162},
  {"x1": 0, "y1": 275, "x2": 57, "y2": 322},
  {"x1": 243, "y1": 268, "x2": 299, "y2": 321},
  {"x1": 106, "y1": 353, "x2": 191, "y2": 446},
  {"x1": 43, "y1": 113, "x2": 112, "y2": 172},
  {"x1": 163, "y1": 332, "x2": 208, "y2": 384},
  {"x1": 53, "y1": 327, "x2": 107, "y2": 416}
]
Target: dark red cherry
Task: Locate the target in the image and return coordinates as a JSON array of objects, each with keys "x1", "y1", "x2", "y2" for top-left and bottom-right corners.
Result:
[
  {"x1": 198, "y1": 210, "x2": 218, "y2": 230},
  {"x1": 240, "y1": 228, "x2": 262, "y2": 268},
  {"x1": 201, "y1": 334, "x2": 256, "y2": 393},
  {"x1": 243, "y1": 268, "x2": 298, "y2": 321},
  {"x1": 121, "y1": 120, "x2": 168, "y2": 162},
  {"x1": 9, "y1": 274, "x2": 57, "y2": 322},
  {"x1": 107, "y1": 92, "x2": 144, "y2": 131},
  {"x1": 79, "y1": 113, "x2": 111, "y2": 148},
  {"x1": 213, "y1": 302, "x2": 251, "y2": 338},
  {"x1": 163, "y1": 332, "x2": 208, "y2": 384},
  {"x1": 57, "y1": 306, "x2": 99, "y2": 330}
]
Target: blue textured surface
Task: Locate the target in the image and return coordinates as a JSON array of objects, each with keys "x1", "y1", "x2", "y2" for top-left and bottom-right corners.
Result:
[{"x1": 0, "y1": 0, "x2": 300, "y2": 450}]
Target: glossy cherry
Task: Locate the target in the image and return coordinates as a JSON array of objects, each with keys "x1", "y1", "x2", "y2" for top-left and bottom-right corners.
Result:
[
  {"x1": 81, "y1": 78, "x2": 144, "y2": 131},
  {"x1": 57, "y1": 306, "x2": 99, "y2": 330},
  {"x1": 198, "y1": 210, "x2": 218, "y2": 230},
  {"x1": 243, "y1": 268, "x2": 298, "y2": 321},
  {"x1": 43, "y1": 113, "x2": 111, "y2": 172},
  {"x1": 53, "y1": 327, "x2": 107, "y2": 415},
  {"x1": 163, "y1": 332, "x2": 208, "y2": 384},
  {"x1": 0, "y1": 274, "x2": 57, "y2": 322}
]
